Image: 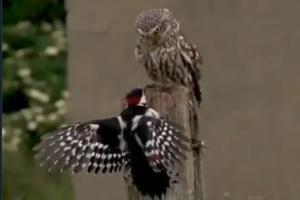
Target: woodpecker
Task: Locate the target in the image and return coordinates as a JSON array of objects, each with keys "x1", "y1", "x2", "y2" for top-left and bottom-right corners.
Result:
[{"x1": 34, "y1": 88, "x2": 189, "y2": 199}]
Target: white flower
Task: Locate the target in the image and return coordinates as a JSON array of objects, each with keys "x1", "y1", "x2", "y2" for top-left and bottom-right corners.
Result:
[
  {"x1": 36, "y1": 114, "x2": 46, "y2": 123},
  {"x1": 2, "y1": 128, "x2": 6, "y2": 138},
  {"x1": 27, "y1": 121, "x2": 38, "y2": 131},
  {"x1": 31, "y1": 106, "x2": 43, "y2": 114},
  {"x1": 48, "y1": 113, "x2": 58, "y2": 121},
  {"x1": 16, "y1": 21, "x2": 31, "y2": 30},
  {"x1": 52, "y1": 30, "x2": 64, "y2": 40},
  {"x1": 15, "y1": 49, "x2": 26, "y2": 58},
  {"x1": 57, "y1": 108, "x2": 67, "y2": 115},
  {"x1": 62, "y1": 90, "x2": 70, "y2": 99},
  {"x1": 52, "y1": 29, "x2": 67, "y2": 50},
  {"x1": 18, "y1": 68, "x2": 31, "y2": 78},
  {"x1": 55, "y1": 99, "x2": 66, "y2": 108},
  {"x1": 44, "y1": 46, "x2": 59, "y2": 56},
  {"x1": 2, "y1": 43, "x2": 9, "y2": 51},
  {"x1": 27, "y1": 89, "x2": 50, "y2": 103},
  {"x1": 21, "y1": 109, "x2": 33, "y2": 120},
  {"x1": 41, "y1": 22, "x2": 53, "y2": 32}
]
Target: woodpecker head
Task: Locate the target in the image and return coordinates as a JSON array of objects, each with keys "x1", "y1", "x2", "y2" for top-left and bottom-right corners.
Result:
[{"x1": 123, "y1": 88, "x2": 147, "y2": 108}]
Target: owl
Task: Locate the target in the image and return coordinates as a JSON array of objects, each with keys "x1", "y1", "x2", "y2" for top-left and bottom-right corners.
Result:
[{"x1": 134, "y1": 8, "x2": 203, "y2": 104}]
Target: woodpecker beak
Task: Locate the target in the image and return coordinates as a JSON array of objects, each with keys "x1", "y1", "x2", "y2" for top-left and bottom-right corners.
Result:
[{"x1": 121, "y1": 98, "x2": 128, "y2": 109}]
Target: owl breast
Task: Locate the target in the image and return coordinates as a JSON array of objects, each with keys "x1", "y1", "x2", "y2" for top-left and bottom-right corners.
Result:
[{"x1": 135, "y1": 40, "x2": 192, "y2": 86}]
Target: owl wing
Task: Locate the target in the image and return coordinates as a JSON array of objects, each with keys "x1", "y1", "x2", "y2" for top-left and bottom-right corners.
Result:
[
  {"x1": 34, "y1": 117, "x2": 129, "y2": 174},
  {"x1": 178, "y1": 35, "x2": 203, "y2": 103},
  {"x1": 134, "y1": 116, "x2": 189, "y2": 172},
  {"x1": 178, "y1": 34, "x2": 203, "y2": 77}
]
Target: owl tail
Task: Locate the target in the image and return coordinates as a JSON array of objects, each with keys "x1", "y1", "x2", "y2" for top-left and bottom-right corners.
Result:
[{"x1": 189, "y1": 75, "x2": 201, "y2": 137}]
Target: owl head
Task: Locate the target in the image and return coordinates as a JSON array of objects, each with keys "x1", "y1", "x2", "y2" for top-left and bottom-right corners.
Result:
[{"x1": 134, "y1": 8, "x2": 180, "y2": 46}]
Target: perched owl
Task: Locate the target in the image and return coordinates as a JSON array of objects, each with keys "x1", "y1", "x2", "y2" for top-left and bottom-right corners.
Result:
[{"x1": 134, "y1": 8, "x2": 203, "y2": 104}]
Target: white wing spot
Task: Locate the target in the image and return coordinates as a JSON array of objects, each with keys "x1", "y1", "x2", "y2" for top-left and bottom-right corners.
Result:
[
  {"x1": 64, "y1": 146, "x2": 71, "y2": 151},
  {"x1": 89, "y1": 124, "x2": 99, "y2": 130},
  {"x1": 53, "y1": 148, "x2": 60, "y2": 153},
  {"x1": 101, "y1": 154, "x2": 107, "y2": 160},
  {"x1": 71, "y1": 149, "x2": 76, "y2": 155},
  {"x1": 95, "y1": 153, "x2": 100, "y2": 159}
]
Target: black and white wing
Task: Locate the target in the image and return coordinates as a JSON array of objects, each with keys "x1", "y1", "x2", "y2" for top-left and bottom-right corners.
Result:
[
  {"x1": 134, "y1": 116, "x2": 189, "y2": 172},
  {"x1": 34, "y1": 117, "x2": 129, "y2": 174}
]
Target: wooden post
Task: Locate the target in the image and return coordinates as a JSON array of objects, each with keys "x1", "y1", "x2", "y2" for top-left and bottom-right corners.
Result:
[{"x1": 125, "y1": 85, "x2": 205, "y2": 200}]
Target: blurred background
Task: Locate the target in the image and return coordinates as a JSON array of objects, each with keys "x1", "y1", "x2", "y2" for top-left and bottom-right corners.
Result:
[
  {"x1": 2, "y1": 0, "x2": 73, "y2": 200},
  {"x1": 3, "y1": 0, "x2": 300, "y2": 200}
]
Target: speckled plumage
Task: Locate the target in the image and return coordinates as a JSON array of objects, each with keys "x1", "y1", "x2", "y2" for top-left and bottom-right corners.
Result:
[{"x1": 134, "y1": 8, "x2": 203, "y2": 104}]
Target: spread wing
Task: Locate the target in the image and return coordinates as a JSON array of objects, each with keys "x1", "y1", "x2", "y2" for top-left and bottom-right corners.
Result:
[
  {"x1": 134, "y1": 116, "x2": 189, "y2": 172},
  {"x1": 34, "y1": 117, "x2": 129, "y2": 174}
]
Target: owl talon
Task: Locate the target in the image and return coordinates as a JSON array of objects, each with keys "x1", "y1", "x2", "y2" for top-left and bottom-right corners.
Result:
[{"x1": 192, "y1": 139, "x2": 207, "y2": 154}]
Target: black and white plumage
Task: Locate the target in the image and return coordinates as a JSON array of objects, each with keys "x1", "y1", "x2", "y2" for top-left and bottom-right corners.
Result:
[
  {"x1": 134, "y1": 8, "x2": 203, "y2": 104},
  {"x1": 34, "y1": 88, "x2": 189, "y2": 199},
  {"x1": 34, "y1": 117, "x2": 129, "y2": 174}
]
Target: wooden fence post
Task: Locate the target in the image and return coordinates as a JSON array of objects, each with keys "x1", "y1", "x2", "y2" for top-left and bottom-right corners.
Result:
[{"x1": 125, "y1": 85, "x2": 205, "y2": 200}]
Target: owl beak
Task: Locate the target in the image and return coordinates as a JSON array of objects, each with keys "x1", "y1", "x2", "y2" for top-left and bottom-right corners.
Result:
[{"x1": 146, "y1": 36, "x2": 153, "y2": 44}]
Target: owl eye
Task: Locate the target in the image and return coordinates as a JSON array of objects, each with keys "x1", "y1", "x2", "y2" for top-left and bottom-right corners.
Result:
[{"x1": 154, "y1": 27, "x2": 160, "y2": 33}]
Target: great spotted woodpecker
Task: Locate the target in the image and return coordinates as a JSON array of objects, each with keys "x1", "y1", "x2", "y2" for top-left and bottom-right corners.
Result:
[{"x1": 34, "y1": 88, "x2": 189, "y2": 198}]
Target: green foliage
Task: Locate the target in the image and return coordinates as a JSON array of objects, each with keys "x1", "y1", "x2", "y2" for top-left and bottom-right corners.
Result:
[
  {"x1": 2, "y1": 20, "x2": 73, "y2": 200},
  {"x1": 3, "y1": 0, "x2": 66, "y2": 25}
]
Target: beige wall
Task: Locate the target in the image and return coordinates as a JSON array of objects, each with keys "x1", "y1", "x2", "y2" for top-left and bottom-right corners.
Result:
[{"x1": 67, "y1": 0, "x2": 300, "y2": 199}]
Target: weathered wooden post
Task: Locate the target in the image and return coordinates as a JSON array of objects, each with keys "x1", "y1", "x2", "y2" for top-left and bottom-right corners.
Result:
[{"x1": 125, "y1": 86, "x2": 205, "y2": 200}]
